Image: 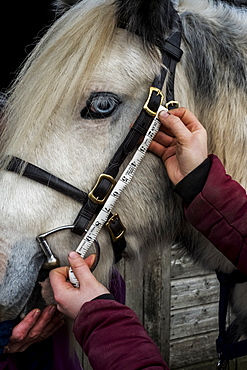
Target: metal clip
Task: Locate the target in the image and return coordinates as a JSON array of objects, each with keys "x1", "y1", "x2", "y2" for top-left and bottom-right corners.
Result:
[
  {"x1": 37, "y1": 225, "x2": 74, "y2": 269},
  {"x1": 88, "y1": 174, "x2": 116, "y2": 205},
  {"x1": 144, "y1": 87, "x2": 164, "y2": 116},
  {"x1": 105, "y1": 213, "x2": 126, "y2": 242},
  {"x1": 165, "y1": 100, "x2": 179, "y2": 110},
  {"x1": 217, "y1": 359, "x2": 229, "y2": 370}
]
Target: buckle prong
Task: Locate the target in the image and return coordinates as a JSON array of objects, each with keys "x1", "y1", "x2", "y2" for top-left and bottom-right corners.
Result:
[
  {"x1": 106, "y1": 213, "x2": 126, "y2": 242},
  {"x1": 88, "y1": 174, "x2": 116, "y2": 205},
  {"x1": 165, "y1": 100, "x2": 179, "y2": 110}
]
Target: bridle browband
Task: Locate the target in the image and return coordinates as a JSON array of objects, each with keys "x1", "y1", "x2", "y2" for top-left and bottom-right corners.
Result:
[{"x1": 5, "y1": 15, "x2": 183, "y2": 268}]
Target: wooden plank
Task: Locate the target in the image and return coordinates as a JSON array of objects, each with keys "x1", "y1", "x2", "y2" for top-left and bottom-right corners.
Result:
[
  {"x1": 171, "y1": 275, "x2": 219, "y2": 310},
  {"x1": 82, "y1": 355, "x2": 91, "y2": 370},
  {"x1": 234, "y1": 356, "x2": 247, "y2": 369},
  {"x1": 143, "y1": 242, "x2": 172, "y2": 362},
  {"x1": 170, "y1": 304, "x2": 218, "y2": 340},
  {"x1": 124, "y1": 257, "x2": 144, "y2": 321},
  {"x1": 169, "y1": 332, "x2": 219, "y2": 368},
  {"x1": 171, "y1": 359, "x2": 219, "y2": 370},
  {"x1": 171, "y1": 356, "x2": 247, "y2": 370},
  {"x1": 171, "y1": 251, "x2": 216, "y2": 280},
  {"x1": 160, "y1": 243, "x2": 172, "y2": 362}
]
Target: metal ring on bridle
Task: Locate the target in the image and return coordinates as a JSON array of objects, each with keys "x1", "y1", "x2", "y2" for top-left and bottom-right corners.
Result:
[{"x1": 36, "y1": 225, "x2": 100, "y2": 271}]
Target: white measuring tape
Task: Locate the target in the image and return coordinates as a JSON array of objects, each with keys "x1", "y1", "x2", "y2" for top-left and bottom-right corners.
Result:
[{"x1": 69, "y1": 105, "x2": 167, "y2": 287}]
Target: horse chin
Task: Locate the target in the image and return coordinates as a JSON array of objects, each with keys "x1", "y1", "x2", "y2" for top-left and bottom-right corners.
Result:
[
  {"x1": 0, "y1": 239, "x2": 45, "y2": 321},
  {"x1": 20, "y1": 273, "x2": 55, "y2": 319}
]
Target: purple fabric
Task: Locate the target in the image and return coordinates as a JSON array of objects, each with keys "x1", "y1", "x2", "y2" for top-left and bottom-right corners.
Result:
[
  {"x1": 0, "y1": 325, "x2": 82, "y2": 370},
  {"x1": 52, "y1": 325, "x2": 83, "y2": 370},
  {"x1": 109, "y1": 267, "x2": 126, "y2": 304},
  {"x1": 0, "y1": 357, "x2": 17, "y2": 370}
]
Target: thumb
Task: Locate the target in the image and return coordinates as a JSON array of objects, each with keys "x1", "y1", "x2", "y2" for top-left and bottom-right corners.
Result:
[{"x1": 68, "y1": 251, "x2": 94, "y2": 284}]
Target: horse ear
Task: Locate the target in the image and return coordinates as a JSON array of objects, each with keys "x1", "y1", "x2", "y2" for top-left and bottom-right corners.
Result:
[
  {"x1": 115, "y1": 0, "x2": 177, "y2": 50},
  {"x1": 53, "y1": 0, "x2": 81, "y2": 14}
]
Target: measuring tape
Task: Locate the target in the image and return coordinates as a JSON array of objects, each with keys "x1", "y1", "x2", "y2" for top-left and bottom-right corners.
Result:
[{"x1": 69, "y1": 105, "x2": 167, "y2": 287}]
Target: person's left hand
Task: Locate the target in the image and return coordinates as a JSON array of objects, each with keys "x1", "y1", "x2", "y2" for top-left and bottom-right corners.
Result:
[
  {"x1": 50, "y1": 253, "x2": 110, "y2": 320},
  {"x1": 4, "y1": 305, "x2": 64, "y2": 353}
]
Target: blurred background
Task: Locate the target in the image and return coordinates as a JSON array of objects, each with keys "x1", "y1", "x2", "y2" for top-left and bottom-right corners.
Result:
[
  {"x1": 1, "y1": 0, "x2": 53, "y2": 91},
  {"x1": 1, "y1": 0, "x2": 246, "y2": 91}
]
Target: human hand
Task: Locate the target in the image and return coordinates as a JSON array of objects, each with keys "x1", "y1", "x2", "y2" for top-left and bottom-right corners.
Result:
[
  {"x1": 4, "y1": 305, "x2": 64, "y2": 353},
  {"x1": 149, "y1": 107, "x2": 208, "y2": 185},
  {"x1": 49, "y1": 253, "x2": 110, "y2": 320}
]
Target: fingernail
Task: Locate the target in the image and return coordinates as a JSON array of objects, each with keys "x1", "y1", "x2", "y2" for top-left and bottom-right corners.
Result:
[
  {"x1": 4, "y1": 345, "x2": 11, "y2": 353},
  {"x1": 159, "y1": 110, "x2": 169, "y2": 118},
  {"x1": 33, "y1": 309, "x2": 41, "y2": 318},
  {"x1": 69, "y1": 251, "x2": 79, "y2": 259},
  {"x1": 49, "y1": 305, "x2": 57, "y2": 315}
]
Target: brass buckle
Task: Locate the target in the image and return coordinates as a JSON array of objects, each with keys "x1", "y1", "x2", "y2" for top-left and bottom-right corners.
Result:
[
  {"x1": 105, "y1": 213, "x2": 126, "y2": 242},
  {"x1": 88, "y1": 174, "x2": 116, "y2": 205},
  {"x1": 144, "y1": 87, "x2": 164, "y2": 116},
  {"x1": 165, "y1": 100, "x2": 179, "y2": 110}
]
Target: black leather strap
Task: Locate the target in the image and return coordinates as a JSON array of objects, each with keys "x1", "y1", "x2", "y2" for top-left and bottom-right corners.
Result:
[
  {"x1": 6, "y1": 157, "x2": 87, "y2": 204},
  {"x1": 164, "y1": 20, "x2": 183, "y2": 107},
  {"x1": 216, "y1": 270, "x2": 247, "y2": 362}
]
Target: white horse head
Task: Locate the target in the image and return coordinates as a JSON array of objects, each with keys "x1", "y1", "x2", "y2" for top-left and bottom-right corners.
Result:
[{"x1": 0, "y1": 0, "x2": 246, "y2": 341}]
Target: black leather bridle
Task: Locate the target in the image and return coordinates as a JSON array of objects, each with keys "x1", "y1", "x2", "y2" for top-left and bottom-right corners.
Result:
[{"x1": 5, "y1": 16, "x2": 183, "y2": 268}]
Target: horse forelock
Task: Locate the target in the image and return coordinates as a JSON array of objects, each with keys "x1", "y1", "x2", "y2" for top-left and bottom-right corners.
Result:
[{"x1": 115, "y1": 0, "x2": 178, "y2": 52}]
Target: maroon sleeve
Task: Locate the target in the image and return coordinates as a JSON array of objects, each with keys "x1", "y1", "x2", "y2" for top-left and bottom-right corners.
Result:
[
  {"x1": 73, "y1": 300, "x2": 169, "y2": 370},
  {"x1": 184, "y1": 155, "x2": 247, "y2": 275}
]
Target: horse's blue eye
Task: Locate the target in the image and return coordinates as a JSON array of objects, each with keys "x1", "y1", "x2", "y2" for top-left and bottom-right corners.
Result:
[{"x1": 81, "y1": 92, "x2": 122, "y2": 119}]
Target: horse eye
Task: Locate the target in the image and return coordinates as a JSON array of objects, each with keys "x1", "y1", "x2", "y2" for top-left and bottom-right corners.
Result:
[{"x1": 80, "y1": 92, "x2": 122, "y2": 119}]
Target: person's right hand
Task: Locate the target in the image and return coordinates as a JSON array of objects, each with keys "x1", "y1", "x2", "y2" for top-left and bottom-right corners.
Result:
[
  {"x1": 50, "y1": 253, "x2": 110, "y2": 320},
  {"x1": 149, "y1": 107, "x2": 208, "y2": 185}
]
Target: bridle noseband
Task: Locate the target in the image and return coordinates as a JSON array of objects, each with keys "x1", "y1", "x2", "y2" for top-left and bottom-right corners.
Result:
[{"x1": 5, "y1": 15, "x2": 183, "y2": 270}]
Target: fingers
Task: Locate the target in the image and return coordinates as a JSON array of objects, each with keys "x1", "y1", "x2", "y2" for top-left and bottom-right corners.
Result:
[
  {"x1": 159, "y1": 107, "x2": 204, "y2": 137},
  {"x1": 4, "y1": 305, "x2": 64, "y2": 353},
  {"x1": 49, "y1": 266, "x2": 69, "y2": 288},
  {"x1": 149, "y1": 129, "x2": 175, "y2": 155},
  {"x1": 49, "y1": 252, "x2": 111, "y2": 319},
  {"x1": 10, "y1": 309, "x2": 41, "y2": 342},
  {"x1": 49, "y1": 266, "x2": 74, "y2": 306},
  {"x1": 27, "y1": 305, "x2": 63, "y2": 340},
  {"x1": 50, "y1": 252, "x2": 98, "y2": 313}
]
